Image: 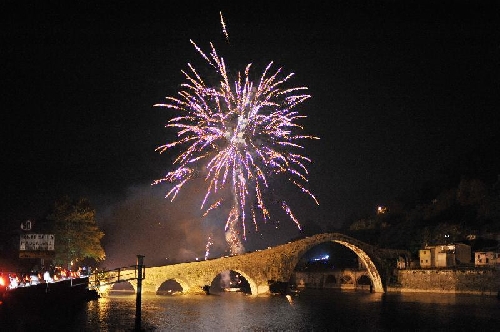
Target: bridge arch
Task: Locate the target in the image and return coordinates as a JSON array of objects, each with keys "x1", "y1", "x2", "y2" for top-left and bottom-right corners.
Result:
[
  {"x1": 357, "y1": 274, "x2": 371, "y2": 285},
  {"x1": 332, "y1": 238, "x2": 383, "y2": 291},
  {"x1": 110, "y1": 280, "x2": 135, "y2": 292},
  {"x1": 208, "y1": 269, "x2": 258, "y2": 295},
  {"x1": 157, "y1": 278, "x2": 190, "y2": 295},
  {"x1": 287, "y1": 234, "x2": 387, "y2": 292},
  {"x1": 127, "y1": 276, "x2": 191, "y2": 294},
  {"x1": 340, "y1": 273, "x2": 353, "y2": 285}
]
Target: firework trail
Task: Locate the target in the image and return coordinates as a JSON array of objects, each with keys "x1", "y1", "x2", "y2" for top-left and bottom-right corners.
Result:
[
  {"x1": 220, "y1": 11, "x2": 229, "y2": 43},
  {"x1": 154, "y1": 13, "x2": 318, "y2": 255},
  {"x1": 204, "y1": 235, "x2": 213, "y2": 260}
]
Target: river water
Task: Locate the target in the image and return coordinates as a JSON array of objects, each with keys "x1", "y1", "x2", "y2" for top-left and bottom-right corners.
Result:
[{"x1": 1, "y1": 289, "x2": 499, "y2": 331}]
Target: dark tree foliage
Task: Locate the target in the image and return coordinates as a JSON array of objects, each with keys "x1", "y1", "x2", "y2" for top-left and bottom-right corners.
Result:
[{"x1": 47, "y1": 196, "x2": 105, "y2": 269}]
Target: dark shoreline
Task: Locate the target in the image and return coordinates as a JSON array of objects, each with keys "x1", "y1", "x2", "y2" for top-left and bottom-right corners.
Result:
[{"x1": 0, "y1": 277, "x2": 98, "y2": 309}]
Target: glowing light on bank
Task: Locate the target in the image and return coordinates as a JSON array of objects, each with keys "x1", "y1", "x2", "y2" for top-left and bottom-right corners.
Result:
[{"x1": 312, "y1": 254, "x2": 330, "y2": 261}]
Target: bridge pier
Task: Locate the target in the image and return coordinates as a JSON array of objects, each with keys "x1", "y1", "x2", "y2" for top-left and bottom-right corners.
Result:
[{"x1": 254, "y1": 283, "x2": 269, "y2": 295}]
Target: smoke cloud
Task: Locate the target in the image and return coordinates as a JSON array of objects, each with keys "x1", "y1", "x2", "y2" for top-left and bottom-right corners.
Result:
[
  {"x1": 96, "y1": 181, "x2": 227, "y2": 268},
  {"x1": 94, "y1": 179, "x2": 306, "y2": 269}
]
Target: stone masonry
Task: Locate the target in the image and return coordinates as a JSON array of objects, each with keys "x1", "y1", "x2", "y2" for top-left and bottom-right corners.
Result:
[{"x1": 104, "y1": 233, "x2": 409, "y2": 296}]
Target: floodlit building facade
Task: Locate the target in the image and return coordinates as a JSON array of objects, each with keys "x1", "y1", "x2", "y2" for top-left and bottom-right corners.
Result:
[
  {"x1": 419, "y1": 243, "x2": 471, "y2": 268},
  {"x1": 419, "y1": 248, "x2": 433, "y2": 268},
  {"x1": 474, "y1": 251, "x2": 500, "y2": 268}
]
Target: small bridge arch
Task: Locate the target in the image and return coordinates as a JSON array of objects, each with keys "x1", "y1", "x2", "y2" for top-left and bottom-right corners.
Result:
[
  {"x1": 207, "y1": 269, "x2": 258, "y2": 295},
  {"x1": 155, "y1": 277, "x2": 190, "y2": 294}
]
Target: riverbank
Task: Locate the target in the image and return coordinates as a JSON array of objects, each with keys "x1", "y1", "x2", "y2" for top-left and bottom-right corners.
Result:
[
  {"x1": 292, "y1": 268, "x2": 500, "y2": 296},
  {"x1": 387, "y1": 286, "x2": 499, "y2": 297},
  {"x1": 392, "y1": 268, "x2": 500, "y2": 296}
]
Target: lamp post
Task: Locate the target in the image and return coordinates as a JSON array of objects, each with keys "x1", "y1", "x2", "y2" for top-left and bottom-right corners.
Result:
[{"x1": 135, "y1": 255, "x2": 145, "y2": 331}]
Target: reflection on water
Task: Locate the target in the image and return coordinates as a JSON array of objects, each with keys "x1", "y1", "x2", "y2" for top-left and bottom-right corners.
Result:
[{"x1": 1, "y1": 289, "x2": 499, "y2": 331}]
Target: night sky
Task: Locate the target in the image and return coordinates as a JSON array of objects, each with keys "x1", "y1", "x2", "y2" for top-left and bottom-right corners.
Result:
[{"x1": 2, "y1": 1, "x2": 499, "y2": 266}]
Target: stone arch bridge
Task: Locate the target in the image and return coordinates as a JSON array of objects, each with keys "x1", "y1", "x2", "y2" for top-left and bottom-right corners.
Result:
[{"x1": 97, "y1": 233, "x2": 410, "y2": 296}]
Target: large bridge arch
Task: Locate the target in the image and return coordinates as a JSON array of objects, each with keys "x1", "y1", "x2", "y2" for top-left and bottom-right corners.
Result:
[
  {"x1": 283, "y1": 234, "x2": 385, "y2": 292},
  {"x1": 332, "y1": 238, "x2": 383, "y2": 291}
]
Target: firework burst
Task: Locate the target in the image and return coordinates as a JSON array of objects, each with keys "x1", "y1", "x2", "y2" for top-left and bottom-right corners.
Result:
[{"x1": 154, "y1": 14, "x2": 318, "y2": 255}]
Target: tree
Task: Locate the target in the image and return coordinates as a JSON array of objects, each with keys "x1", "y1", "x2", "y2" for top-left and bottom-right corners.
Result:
[{"x1": 47, "y1": 196, "x2": 105, "y2": 269}]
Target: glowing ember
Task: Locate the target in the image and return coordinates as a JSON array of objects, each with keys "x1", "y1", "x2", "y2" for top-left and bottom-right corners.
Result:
[
  {"x1": 204, "y1": 235, "x2": 213, "y2": 260},
  {"x1": 154, "y1": 13, "x2": 318, "y2": 255}
]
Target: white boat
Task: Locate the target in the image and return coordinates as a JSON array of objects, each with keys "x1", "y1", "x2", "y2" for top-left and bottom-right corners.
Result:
[{"x1": 224, "y1": 287, "x2": 241, "y2": 292}]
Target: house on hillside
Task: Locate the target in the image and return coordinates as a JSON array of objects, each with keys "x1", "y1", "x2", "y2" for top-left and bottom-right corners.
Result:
[
  {"x1": 474, "y1": 251, "x2": 500, "y2": 268},
  {"x1": 419, "y1": 243, "x2": 471, "y2": 268}
]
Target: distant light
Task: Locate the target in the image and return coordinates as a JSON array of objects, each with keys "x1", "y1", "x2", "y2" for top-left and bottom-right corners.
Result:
[
  {"x1": 377, "y1": 206, "x2": 387, "y2": 214},
  {"x1": 312, "y1": 254, "x2": 329, "y2": 261}
]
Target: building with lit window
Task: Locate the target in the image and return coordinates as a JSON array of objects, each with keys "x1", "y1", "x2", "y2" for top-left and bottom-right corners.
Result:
[
  {"x1": 419, "y1": 243, "x2": 471, "y2": 268},
  {"x1": 474, "y1": 251, "x2": 500, "y2": 268}
]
